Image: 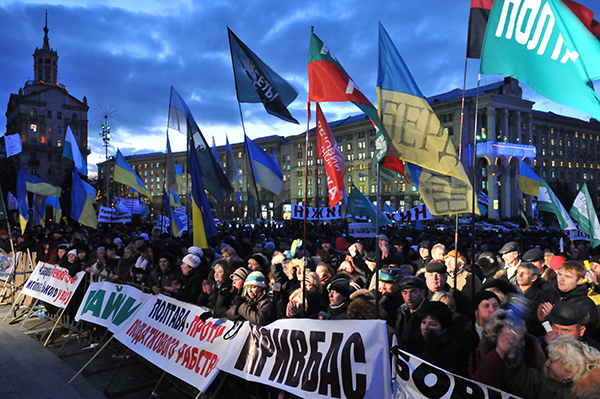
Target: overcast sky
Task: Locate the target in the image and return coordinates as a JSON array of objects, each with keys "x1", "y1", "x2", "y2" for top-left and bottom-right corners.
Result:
[{"x1": 1, "y1": 0, "x2": 600, "y2": 174}]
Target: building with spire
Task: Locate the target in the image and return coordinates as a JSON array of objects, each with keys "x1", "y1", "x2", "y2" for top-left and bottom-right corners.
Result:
[{"x1": 4, "y1": 12, "x2": 89, "y2": 186}]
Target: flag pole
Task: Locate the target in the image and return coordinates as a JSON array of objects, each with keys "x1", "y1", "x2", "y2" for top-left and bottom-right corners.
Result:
[
  {"x1": 375, "y1": 162, "x2": 381, "y2": 319},
  {"x1": 302, "y1": 100, "x2": 311, "y2": 317}
]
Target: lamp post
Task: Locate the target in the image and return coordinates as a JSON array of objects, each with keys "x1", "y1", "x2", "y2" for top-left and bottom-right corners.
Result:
[{"x1": 100, "y1": 117, "x2": 111, "y2": 207}]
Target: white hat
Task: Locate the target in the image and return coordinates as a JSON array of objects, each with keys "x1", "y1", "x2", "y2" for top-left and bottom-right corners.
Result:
[
  {"x1": 188, "y1": 246, "x2": 204, "y2": 258},
  {"x1": 182, "y1": 254, "x2": 201, "y2": 268},
  {"x1": 114, "y1": 238, "x2": 123, "y2": 245},
  {"x1": 68, "y1": 249, "x2": 77, "y2": 256}
]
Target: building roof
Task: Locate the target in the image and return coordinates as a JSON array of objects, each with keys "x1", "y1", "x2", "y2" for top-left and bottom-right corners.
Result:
[{"x1": 427, "y1": 81, "x2": 504, "y2": 104}]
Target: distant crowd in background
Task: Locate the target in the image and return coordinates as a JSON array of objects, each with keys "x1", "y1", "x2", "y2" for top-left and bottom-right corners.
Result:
[{"x1": 2, "y1": 219, "x2": 600, "y2": 398}]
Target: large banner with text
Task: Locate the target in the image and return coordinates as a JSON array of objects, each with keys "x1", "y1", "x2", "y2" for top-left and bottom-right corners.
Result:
[
  {"x1": 21, "y1": 262, "x2": 85, "y2": 307},
  {"x1": 290, "y1": 204, "x2": 344, "y2": 220},
  {"x1": 113, "y1": 294, "x2": 250, "y2": 392},
  {"x1": 75, "y1": 282, "x2": 151, "y2": 332},
  {"x1": 392, "y1": 348, "x2": 519, "y2": 399},
  {"x1": 218, "y1": 319, "x2": 391, "y2": 399}
]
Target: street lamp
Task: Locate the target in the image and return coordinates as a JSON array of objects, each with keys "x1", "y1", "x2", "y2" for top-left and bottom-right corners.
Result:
[{"x1": 100, "y1": 117, "x2": 111, "y2": 207}]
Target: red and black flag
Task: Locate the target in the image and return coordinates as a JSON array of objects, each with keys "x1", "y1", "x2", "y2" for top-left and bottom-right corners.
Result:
[{"x1": 467, "y1": 0, "x2": 494, "y2": 59}]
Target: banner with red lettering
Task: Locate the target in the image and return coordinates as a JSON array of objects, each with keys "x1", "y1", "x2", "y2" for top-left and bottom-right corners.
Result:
[
  {"x1": 218, "y1": 319, "x2": 391, "y2": 399},
  {"x1": 393, "y1": 348, "x2": 518, "y2": 399},
  {"x1": 20, "y1": 262, "x2": 86, "y2": 308},
  {"x1": 113, "y1": 294, "x2": 250, "y2": 392},
  {"x1": 316, "y1": 103, "x2": 346, "y2": 207},
  {"x1": 393, "y1": 204, "x2": 433, "y2": 223}
]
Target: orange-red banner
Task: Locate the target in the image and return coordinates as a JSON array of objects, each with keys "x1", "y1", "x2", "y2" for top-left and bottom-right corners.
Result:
[{"x1": 316, "y1": 104, "x2": 346, "y2": 207}]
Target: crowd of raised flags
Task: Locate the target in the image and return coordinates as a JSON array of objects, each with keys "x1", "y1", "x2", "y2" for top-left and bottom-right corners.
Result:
[{"x1": 2, "y1": 0, "x2": 600, "y2": 249}]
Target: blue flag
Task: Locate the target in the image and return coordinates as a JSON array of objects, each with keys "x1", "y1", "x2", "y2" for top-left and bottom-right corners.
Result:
[
  {"x1": 168, "y1": 86, "x2": 233, "y2": 203},
  {"x1": 62, "y1": 126, "x2": 88, "y2": 176},
  {"x1": 244, "y1": 135, "x2": 283, "y2": 196},
  {"x1": 17, "y1": 165, "x2": 30, "y2": 232},
  {"x1": 190, "y1": 146, "x2": 217, "y2": 248},
  {"x1": 71, "y1": 171, "x2": 97, "y2": 229},
  {"x1": 228, "y1": 27, "x2": 299, "y2": 124}
]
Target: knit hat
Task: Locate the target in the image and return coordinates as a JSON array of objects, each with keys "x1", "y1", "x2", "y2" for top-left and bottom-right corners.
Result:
[
  {"x1": 188, "y1": 246, "x2": 204, "y2": 258},
  {"x1": 244, "y1": 271, "x2": 267, "y2": 288},
  {"x1": 328, "y1": 278, "x2": 352, "y2": 298},
  {"x1": 182, "y1": 254, "x2": 201, "y2": 268},
  {"x1": 335, "y1": 237, "x2": 349, "y2": 252},
  {"x1": 68, "y1": 249, "x2": 77, "y2": 256},
  {"x1": 249, "y1": 253, "x2": 267, "y2": 271},
  {"x1": 230, "y1": 267, "x2": 249, "y2": 282},
  {"x1": 379, "y1": 267, "x2": 405, "y2": 283}
]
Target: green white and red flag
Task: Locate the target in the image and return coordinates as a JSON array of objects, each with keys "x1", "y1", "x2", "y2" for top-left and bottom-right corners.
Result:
[{"x1": 308, "y1": 31, "x2": 389, "y2": 165}]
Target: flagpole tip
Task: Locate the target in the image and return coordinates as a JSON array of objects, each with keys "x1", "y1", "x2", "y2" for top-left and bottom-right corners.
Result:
[{"x1": 311, "y1": 26, "x2": 314, "y2": 33}]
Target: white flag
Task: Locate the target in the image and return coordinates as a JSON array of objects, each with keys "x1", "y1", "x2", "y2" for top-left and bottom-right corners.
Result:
[
  {"x1": 4, "y1": 134, "x2": 22, "y2": 157},
  {"x1": 569, "y1": 183, "x2": 600, "y2": 247},
  {"x1": 537, "y1": 178, "x2": 576, "y2": 231}
]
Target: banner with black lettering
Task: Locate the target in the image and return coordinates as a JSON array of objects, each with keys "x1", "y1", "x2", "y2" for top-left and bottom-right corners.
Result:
[
  {"x1": 392, "y1": 204, "x2": 433, "y2": 223},
  {"x1": 20, "y1": 262, "x2": 85, "y2": 307},
  {"x1": 393, "y1": 348, "x2": 520, "y2": 399},
  {"x1": 290, "y1": 203, "x2": 343, "y2": 220},
  {"x1": 113, "y1": 294, "x2": 250, "y2": 392},
  {"x1": 75, "y1": 282, "x2": 151, "y2": 332},
  {"x1": 218, "y1": 319, "x2": 391, "y2": 399}
]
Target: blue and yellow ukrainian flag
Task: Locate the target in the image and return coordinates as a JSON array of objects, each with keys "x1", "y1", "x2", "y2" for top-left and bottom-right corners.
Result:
[
  {"x1": 377, "y1": 23, "x2": 476, "y2": 216},
  {"x1": 190, "y1": 146, "x2": 217, "y2": 248},
  {"x1": 164, "y1": 189, "x2": 184, "y2": 237},
  {"x1": 71, "y1": 171, "x2": 98, "y2": 229},
  {"x1": 17, "y1": 165, "x2": 29, "y2": 232},
  {"x1": 519, "y1": 162, "x2": 541, "y2": 197},
  {"x1": 114, "y1": 149, "x2": 151, "y2": 198}
]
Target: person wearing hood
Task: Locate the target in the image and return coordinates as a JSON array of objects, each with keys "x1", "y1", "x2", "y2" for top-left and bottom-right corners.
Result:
[
  {"x1": 537, "y1": 260, "x2": 598, "y2": 338},
  {"x1": 150, "y1": 253, "x2": 180, "y2": 296},
  {"x1": 413, "y1": 240, "x2": 432, "y2": 273},
  {"x1": 226, "y1": 271, "x2": 274, "y2": 326},
  {"x1": 63, "y1": 249, "x2": 81, "y2": 278}
]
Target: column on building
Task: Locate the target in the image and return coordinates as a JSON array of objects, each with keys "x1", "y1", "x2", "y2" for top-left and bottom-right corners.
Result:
[
  {"x1": 486, "y1": 107, "x2": 496, "y2": 141},
  {"x1": 525, "y1": 111, "x2": 534, "y2": 145},
  {"x1": 500, "y1": 158, "x2": 511, "y2": 219},
  {"x1": 515, "y1": 111, "x2": 522, "y2": 144},
  {"x1": 501, "y1": 108, "x2": 509, "y2": 142},
  {"x1": 487, "y1": 160, "x2": 498, "y2": 220}
]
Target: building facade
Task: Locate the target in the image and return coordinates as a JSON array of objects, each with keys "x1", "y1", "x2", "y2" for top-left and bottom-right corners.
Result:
[
  {"x1": 100, "y1": 78, "x2": 600, "y2": 222},
  {"x1": 2, "y1": 15, "x2": 89, "y2": 188}
]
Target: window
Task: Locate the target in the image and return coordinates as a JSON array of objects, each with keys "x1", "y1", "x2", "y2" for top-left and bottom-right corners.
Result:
[
  {"x1": 57, "y1": 111, "x2": 62, "y2": 119},
  {"x1": 30, "y1": 108, "x2": 38, "y2": 121},
  {"x1": 359, "y1": 163, "x2": 366, "y2": 170},
  {"x1": 283, "y1": 154, "x2": 291, "y2": 162},
  {"x1": 359, "y1": 175, "x2": 365, "y2": 182},
  {"x1": 358, "y1": 131, "x2": 365, "y2": 138},
  {"x1": 307, "y1": 179, "x2": 313, "y2": 186},
  {"x1": 297, "y1": 143, "x2": 302, "y2": 149},
  {"x1": 346, "y1": 154, "x2": 355, "y2": 162},
  {"x1": 57, "y1": 139, "x2": 62, "y2": 147},
  {"x1": 47, "y1": 110, "x2": 52, "y2": 119},
  {"x1": 297, "y1": 180, "x2": 302, "y2": 186},
  {"x1": 297, "y1": 161, "x2": 304, "y2": 167},
  {"x1": 297, "y1": 189, "x2": 303, "y2": 196},
  {"x1": 444, "y1": 127, "x2": 454, "y2": 136},
  {"x1": 47, "y1": 153, "x2": 52, "y2": 161},
  {"x1": 347, "y1": 134, "x2": 353, "y2": 140},
  {"x1": 297, "y1": 152, "x2": 303, "y2": 159},
  {"x1": 308, "y1": 189, "x2": 313, "y2": 196},
  {"x1": 370, "y1": 185, "x2": 376, "y2": 194},
  {"x1": 359, "y1": 186, "x2": 365, "y2": 193},
  {"x1": 358, "y1": 141, "x2": 366, "y2": 149},
  {"x1": 347, "y1": 143, "x2": 353, "y2": 151}
]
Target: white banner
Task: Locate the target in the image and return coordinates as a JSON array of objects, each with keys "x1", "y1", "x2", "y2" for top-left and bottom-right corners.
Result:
[
  {"x1": 348, "y1": 223, "x2": 376, "y2": 238},
  {"x1": 75, "y1": 282, "x2": 151, "y2": 332},
  {"x1": 157, "y1": 213, "x2": 189, "y2": 233},
  {"x1": 290, "y1": 203, "x2": 344, "y2": 220},
  {"x1": 21, "y1": 262, "x2": 85, "y2": 308},
  {"x1": 393, "y1": 348, "x2": 519, "y2": 399},
  {"x1": 570, "y1": 222, "x2": 591, "y2": 242},
  {"x1": 113, "y1": 294, "x2": 249, "y2": 393},
  {"x1": 4, "y1": 133, "x2": 22, "y2": 157},
  {"x1": 115, "y1": 198, "x2": 145, "y2": 215},
  {"x1": 218, "y1": 319, "x2": 391, "y2": 399},
  {"x1": 98, "y1": 206, "x2": 132, "y2": 223},
  {"x1": 393, "y1": 204, "x2": 433, "y2": 223}
]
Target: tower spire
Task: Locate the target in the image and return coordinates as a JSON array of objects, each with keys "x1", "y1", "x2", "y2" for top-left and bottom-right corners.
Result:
[{"x1": 42, "y1": 10, "x2": 49, "y2": 51}]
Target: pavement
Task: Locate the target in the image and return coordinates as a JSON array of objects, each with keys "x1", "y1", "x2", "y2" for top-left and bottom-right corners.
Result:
[{"x1": 0, "y1": 308, "x2": 105, "y2": 399}]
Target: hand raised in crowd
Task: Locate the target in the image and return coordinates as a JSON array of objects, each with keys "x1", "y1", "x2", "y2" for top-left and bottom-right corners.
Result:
[
  {"x1": 348, "y1": 244, "x2": 358, "y2": 257},
  {"x1": 272, "y1": 251, "x2": 286, "y2": 265},
  {"x1": 495, "y1": 326, "x2": 519, "y2": 359},
  {"x1": 286, "y1": 300, "x2": 302, "y2": 318},
  {"x1": 202, "y1": 279, "x2": 215, "y2": 295},
  {"x1": 537, "y1": 302, "x2": 554, "y2": 322}
]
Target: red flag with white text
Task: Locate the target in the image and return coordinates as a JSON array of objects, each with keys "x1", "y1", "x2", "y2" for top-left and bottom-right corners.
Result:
[{"x1": 316, "y1": 104, "x2": 346, "y2": 207}]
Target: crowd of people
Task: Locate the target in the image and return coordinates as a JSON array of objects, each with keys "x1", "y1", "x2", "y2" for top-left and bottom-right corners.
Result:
[{"x1": 2, "y1": 219, "x2": 600, "y2": 398}]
